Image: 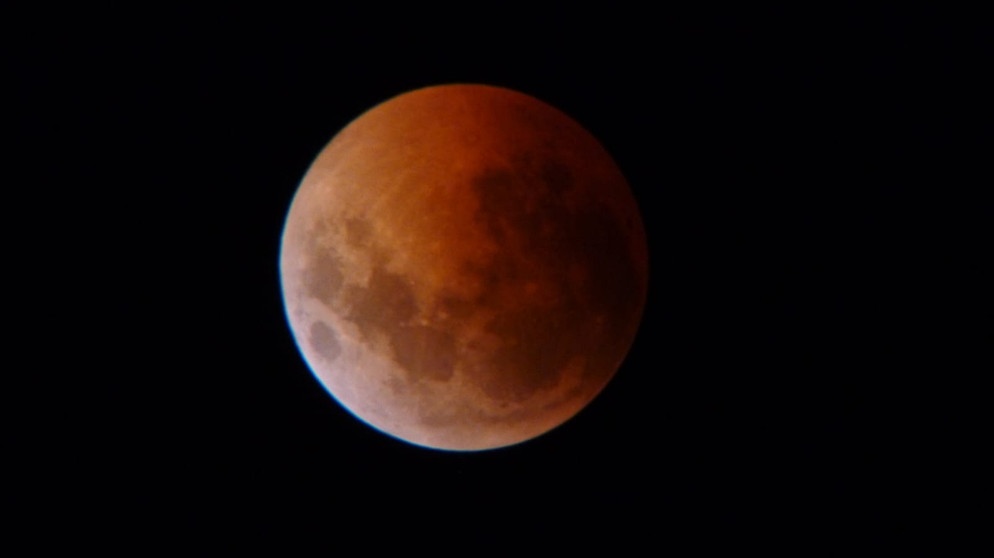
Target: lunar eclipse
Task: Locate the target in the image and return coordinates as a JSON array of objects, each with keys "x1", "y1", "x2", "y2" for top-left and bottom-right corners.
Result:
[{"x1": 280, "y1": 84, "x2": 648, "y2": 451}]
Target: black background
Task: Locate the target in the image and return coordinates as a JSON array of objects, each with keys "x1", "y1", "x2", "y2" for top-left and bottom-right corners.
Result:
[{"x1": 11, "y1": 5, "x2": 986, "y2": 550}]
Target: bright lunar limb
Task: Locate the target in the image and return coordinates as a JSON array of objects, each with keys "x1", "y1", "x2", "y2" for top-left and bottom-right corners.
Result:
[{"x1": 279, "y1": 84, "x2": 648, "y2": 451}]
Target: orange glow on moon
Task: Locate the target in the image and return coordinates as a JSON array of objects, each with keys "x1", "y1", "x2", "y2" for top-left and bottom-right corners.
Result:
[{"x1": 280, "y1": 84, "x2": 647, "y2": 451}]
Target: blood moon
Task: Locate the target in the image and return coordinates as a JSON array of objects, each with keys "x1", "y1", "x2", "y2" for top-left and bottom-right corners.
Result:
[{"x1": 279, "y1": 84, "x2": 647, "y2": 451}]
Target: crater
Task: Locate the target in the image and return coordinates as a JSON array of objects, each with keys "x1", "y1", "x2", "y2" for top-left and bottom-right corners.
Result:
[
  {"x1": 303, "y1": 245, "x2": 344, "y2": 304},
  {"x1": 344, "y1": 263, "x2": 418, "y2": 332},
  {"x1": 309, "y1": 320, "x2": 342, "y2": 363},
  {"x1": 344, "y1": 217, "x2": 372, "y2": 248},
  {"x1": 477, "y1": 297, "x2": 588, "y2": 403},
  {"x1": 470, "y1": 163, "x2": 577, "y2": 272},
  {"x1": 389, "y1": 324, "x2": 457, "y2": 382}
]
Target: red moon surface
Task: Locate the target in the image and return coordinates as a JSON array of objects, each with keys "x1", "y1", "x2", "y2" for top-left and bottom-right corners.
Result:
[{"x1": 279, "y1": 84, "x2": 648, "y2": 451}]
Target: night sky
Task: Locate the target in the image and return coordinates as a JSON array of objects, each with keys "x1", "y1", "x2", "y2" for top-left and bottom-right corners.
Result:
[{"x1": 13, "y1": 6, "x2": 983, "y2": 550}]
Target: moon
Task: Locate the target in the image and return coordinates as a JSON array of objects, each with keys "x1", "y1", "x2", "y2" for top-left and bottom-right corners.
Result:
[{"x1": 279, "y1": 84, "x2": 648, "y2": 451}]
